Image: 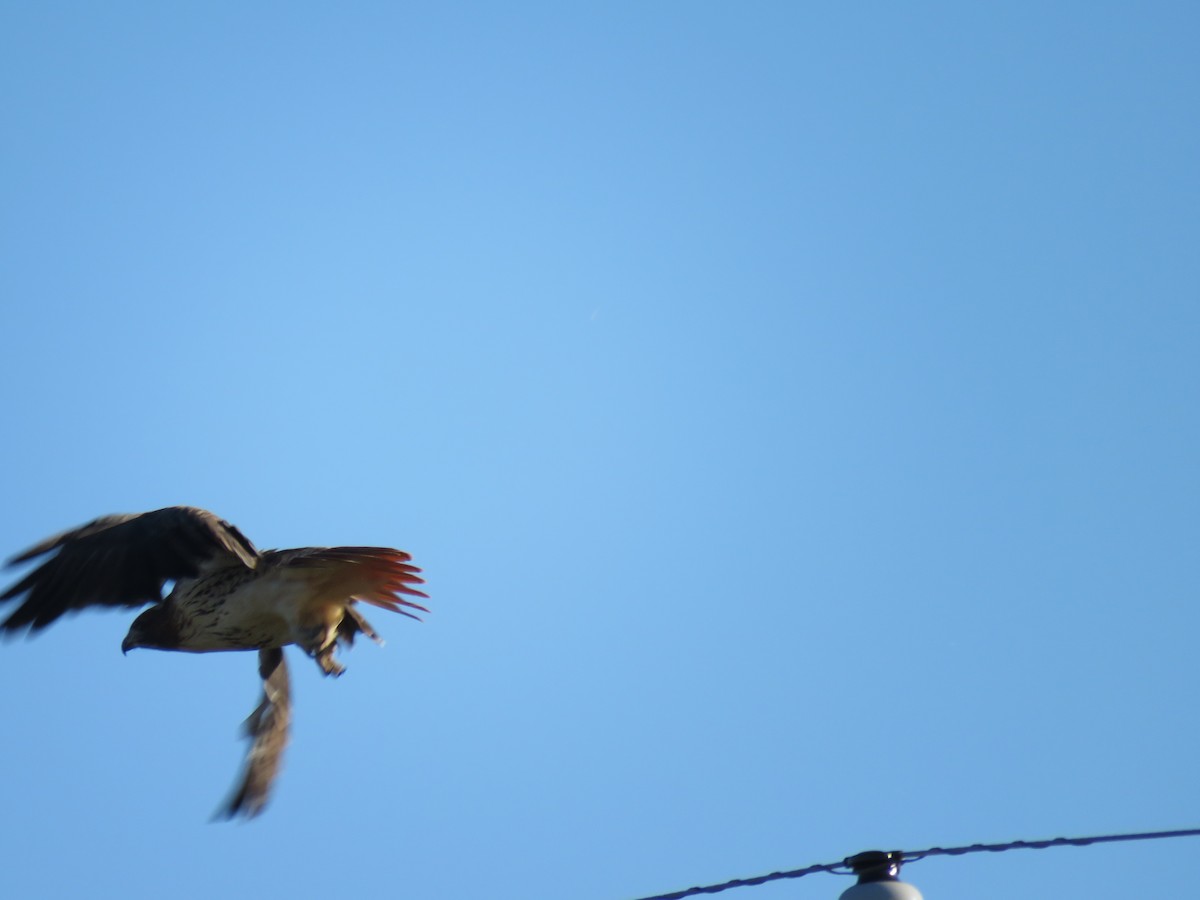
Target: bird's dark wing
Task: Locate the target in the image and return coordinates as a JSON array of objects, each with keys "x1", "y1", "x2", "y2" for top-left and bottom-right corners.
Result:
[
  {"x1": 216, "y1": 648, "x2": 291, "y2": 820},
  {"x1": 0, "y1": 506, "x2": 259, "y2": 633}
]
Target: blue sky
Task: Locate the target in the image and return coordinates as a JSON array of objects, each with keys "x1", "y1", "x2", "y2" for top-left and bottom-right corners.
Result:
[{"x1": 1, "y1": 3, "x2": 1197, "y2": 898}]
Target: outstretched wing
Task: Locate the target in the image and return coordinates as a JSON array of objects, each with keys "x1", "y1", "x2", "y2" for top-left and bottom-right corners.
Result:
[
  {"x1": 0, "y1": 506, "x2": 259, "y2": 634},
  {"x1": 216, "y1": 648, "x2": 291, "y2": 820}
]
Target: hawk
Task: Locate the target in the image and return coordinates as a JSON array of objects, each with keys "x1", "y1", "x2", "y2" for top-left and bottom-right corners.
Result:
[{"x1": 0, "y1": 506, "x2": 428, "y2": 818}]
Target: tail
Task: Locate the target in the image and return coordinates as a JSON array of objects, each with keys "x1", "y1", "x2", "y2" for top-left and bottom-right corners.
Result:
[{"x1": 275, "y1": 546, "x2": 429, "y2": 619}]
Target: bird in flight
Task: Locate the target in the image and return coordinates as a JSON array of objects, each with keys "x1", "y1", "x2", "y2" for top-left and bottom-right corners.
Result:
[{"x1": 0, "y1": 505, "x2": 428, "y2": 819}]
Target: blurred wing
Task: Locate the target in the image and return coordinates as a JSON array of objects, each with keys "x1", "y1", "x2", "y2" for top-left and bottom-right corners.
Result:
[
  {"x1": 0, "y1": 506, "x2": 259, "y2": 633},
  {"x1": 216, "y1": 648, "x2": 291, "y2": 820}
]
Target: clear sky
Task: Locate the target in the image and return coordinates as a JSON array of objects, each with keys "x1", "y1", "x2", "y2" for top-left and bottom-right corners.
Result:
[{"x1": 1, "y1": 3, "x2": 1197, "y2": 899}]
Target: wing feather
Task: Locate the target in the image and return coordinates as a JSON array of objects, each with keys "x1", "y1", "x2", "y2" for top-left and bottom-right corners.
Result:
[{"x1": 0, "y1": 506, "x2": 259, "y2": 634}]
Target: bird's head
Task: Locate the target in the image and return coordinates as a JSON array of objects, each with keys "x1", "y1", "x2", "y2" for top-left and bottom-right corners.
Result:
[{"x1": 122, "y1": 606, "x2": 180, "y2": 654}]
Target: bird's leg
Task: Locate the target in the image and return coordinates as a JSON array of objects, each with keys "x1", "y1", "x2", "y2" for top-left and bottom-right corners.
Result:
[{"x1": 313, "y1": 643, "x2": 345, "y2": 677}]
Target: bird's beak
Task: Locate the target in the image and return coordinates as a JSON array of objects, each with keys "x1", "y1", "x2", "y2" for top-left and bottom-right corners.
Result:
[{"x1": 121, "y1": 634, "x2": 138, "y2": 655}]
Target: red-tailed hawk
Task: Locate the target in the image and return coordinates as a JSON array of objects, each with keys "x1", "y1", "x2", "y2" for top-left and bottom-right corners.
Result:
[{"x1": 0, "y1": 506, "x2": 428, "y2": 819}]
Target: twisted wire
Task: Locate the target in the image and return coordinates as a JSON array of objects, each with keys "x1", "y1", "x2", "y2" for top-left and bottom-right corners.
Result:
[
  {"x1": 630, "y1": 826, "x2": 1200, "y2": 900},
  {"x1": 902, "y1": 826, "x2": 1200, "y2": 862}
]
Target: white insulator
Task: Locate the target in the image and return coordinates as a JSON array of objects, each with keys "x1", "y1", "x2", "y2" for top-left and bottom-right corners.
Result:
[{"x1": 839, "y1": 879, "x2": 924, "y2": 900}]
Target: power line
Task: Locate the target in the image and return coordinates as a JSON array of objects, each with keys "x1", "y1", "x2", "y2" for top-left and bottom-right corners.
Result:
[
  {"x1": 630, "y1": 826, "x2": 1200, "y2": 900},
  {"x1": 902, "y1": 826, "x2": 1200, "y2": 861},
  {"x1": 632, "y1": 861, "x2": 846, "y2": 900}
]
